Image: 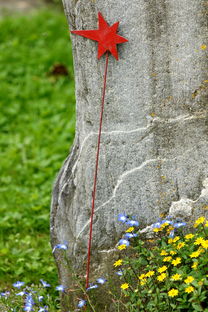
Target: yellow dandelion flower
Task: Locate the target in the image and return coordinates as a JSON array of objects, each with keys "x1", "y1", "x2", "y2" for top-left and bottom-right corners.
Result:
[
  {"x1": 171, "y1": 273, "x2": 182, "y2": 281},
  {"x1": 163, "y1": 222, "x2": 169, "y2": 227},
  {"x1": 168, "y1": 288, "x2": 178, "y2": 297},
  {"x1": 121, "y1": 283, "x2": 129, "y2": 290},
  {"x1": 166, "y1": 226, "x2": 174, "y2": 234},
  {"x1": 192, "y1": 261, "x2": 198, "y2": 269},
  {"x1": 190, "y1": 250, "x2": 201, "y2": 258},
  {"x1": 168, "y1": 238, "x2": 173, "y2": 244},
  {"x1": 185, "y1": 233, "x2": 194, "y2": 240},
  {"x1": 158, "y1": 266, "x2": 167, "y2": 273},
  {"x1": 205, "y1": 221, "x2": 208, "y2": 227},
  {"x1": 146, "y1": 270, "x2": 155, "y2": 278},
  {"x1": 160, "y1": 250, "x2": 168, "y2": 256},
  {"x1": 157, "y1": 273, "x2": 167, "y2": 282},
  {"x1": 161, "y1": 222, "x2": 169, "y2": 229},
  {"x1": 153, "y1": 228, "x2": 161, "y2": 233},
  {"x1": 170, "y1": 250, "x2": 177, "y2": 256},
  {"x1": 194, "y1": 217, "x2": 205, "y2": 228},
  {"x1": 140, "y1": 279, "x2": 147, "y2": 285},
  {"x1": 200, "y1": 44, "x2": 207, "y2": 50},
  {"x1": 125, "y1": 227, "x2": 134, "y2": 233},
  {"x1": 163, "y1": 256, "x2": 172, "y2": 262},
  {"x1": 185, "y1": 286, "x2": 194, "y2": 293},
  {"x1": 118, "y1": 244, "x2": 127, "y2": 251},
  {"x1": 177, "y1": 242, "x2": 185, "y2": 250},
  {"x1": 194, "y1": 237, "x2": 205, "y2": 245},
  {"x1": 201, "y1": 240, "x2": 208, "y2": 249},
  {"x1": 172, "y1": 257, "x2": 181, "y2": 266},
  {"x1": 113, "y1": 259, "x2": 123, "y2": 267},
  {"x1": 173, "y1": 236, "x2": 180, "y2": 243},
  {"x1": 198, "y1": 247, "x2": 205, "y2": 253},
  {"x1": 184, "y1": 276, "x2": 194, "y2": 284},
  {"x1": 138, "y1": 274, "x2": 146, "y2": 280}
]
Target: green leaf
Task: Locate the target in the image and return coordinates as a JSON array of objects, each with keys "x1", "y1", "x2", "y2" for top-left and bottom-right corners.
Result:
[{"x1": 192, "y1": 303, "x2": 203, "y2": 311}]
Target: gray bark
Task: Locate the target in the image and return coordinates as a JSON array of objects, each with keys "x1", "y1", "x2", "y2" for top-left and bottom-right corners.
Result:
[{"x1": 51, "y1": 0, "x2": 208, "y2": 309}]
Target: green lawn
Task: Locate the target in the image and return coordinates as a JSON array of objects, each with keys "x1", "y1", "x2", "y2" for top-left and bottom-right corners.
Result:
[{"x1": 0, "y1": 9, "x2": 75, "y2": 287}]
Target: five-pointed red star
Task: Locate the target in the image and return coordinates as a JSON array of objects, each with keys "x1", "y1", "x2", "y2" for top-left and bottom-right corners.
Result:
[{"x1": 71, "y1": 12, "x2": 128, "y2": 60}]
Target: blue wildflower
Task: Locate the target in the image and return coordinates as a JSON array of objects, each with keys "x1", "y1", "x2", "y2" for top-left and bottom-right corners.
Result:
[
  {"x1": 124, "y1": 233, "x2": 138, "y2": 239},
  {"x1": 40, "y1": 279, "x2": 51, "y2": 287},
  {"x1": 115, "y1": 270, "x2": 123, "y2": 276},
  {"x1": 169, "y1": 230, "x2": 175, "y2": 238},
  {"x1": 16, "y1": 291, "x2": 27, "y2": 296},
  {"x1": 77, "y1": 299, "x2": 87, "y2": 308},
  {"x1": 152, "y1": 222, "x2": 162, "y2": 228},
  {"x1": 25, "y1": 294, "x2": 35, "y2": 305},
  {"x1": 152, "y1": 219, "x2": 173, "y2": 229},
  {"x1": 56, "y1": 285, "x2": 66, "y2": 292},
  {"x1": 96, "y1": 277, "x2": 107, "y2": 284},
  {"x1": 24, "y1": 294, "x2": 35, "y2": 312},
  {"x1": 13, "y1": 281, "x2": 25, "y2": 289},
  {"x1": 118, "y1": 214, "x2": 128, "y2": 223},
  {"x1": 86, "y1": 284, "x2": 98, "y2": 291},
  {"x1": 23, "y1": 304, "x2": 34, "y2": 312},
  {"x1": 23, "y1": 306, "x2": 34, "y2": 312},
  {"x1": 0, "y1": 291, "x2": 10, "y2": 297},
  {"x1": 126, "y1": 219, "x2": 139, "y2": 227},
  {"x1": 52, "y1": 243, "x2": 68, "y2": 253},
  {"x1": 161, "y1": 219, "x2": 173, "y2": 225},
  {"x1": 38, "y1": 295, "x2": 44, "y2": 302},
  {"x1": 118, "y1": 238, "x2": 130, "y2": 246},
  {"x1": 38, "y1": 307, "x2": 48, "y2": 312},
  {"x1": 174, "y1": 222, "x2": 186, "y2": 228}
]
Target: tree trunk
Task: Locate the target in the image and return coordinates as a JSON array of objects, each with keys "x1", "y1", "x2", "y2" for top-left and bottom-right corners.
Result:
[{"x1": 51, "y1": 0, "x2": 208, "y2": 310}]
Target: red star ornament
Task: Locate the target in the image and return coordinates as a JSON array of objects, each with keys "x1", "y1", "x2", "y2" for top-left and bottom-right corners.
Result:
[{"x1": 71, "y1": 12, "x2": 128, "y2": 60}]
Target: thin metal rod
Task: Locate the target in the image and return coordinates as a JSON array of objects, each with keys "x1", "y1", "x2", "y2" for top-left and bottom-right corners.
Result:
[{"x1": 86, "y1": 51, "x2": 109, "y2": 289}]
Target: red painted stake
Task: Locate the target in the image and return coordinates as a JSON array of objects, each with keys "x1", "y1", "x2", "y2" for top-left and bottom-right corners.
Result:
[
  {"x1": 70, "y1": 12, "x2": 128, "y2": 291},
  {"x1": 86, "y1": 51, "x2": 109, "y2": 289}
]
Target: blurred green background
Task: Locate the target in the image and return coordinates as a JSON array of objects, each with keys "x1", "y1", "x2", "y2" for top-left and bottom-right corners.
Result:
[{"x1": 0, "y1": 0, "x2": 75, "y2": 287}]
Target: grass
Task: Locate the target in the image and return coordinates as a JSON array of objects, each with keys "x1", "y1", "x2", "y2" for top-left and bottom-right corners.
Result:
[{"x1": 0, "y1": 8, "x2": 75, "y2": 287}]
